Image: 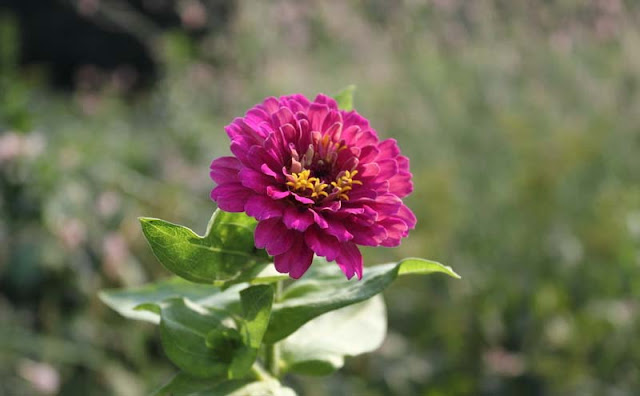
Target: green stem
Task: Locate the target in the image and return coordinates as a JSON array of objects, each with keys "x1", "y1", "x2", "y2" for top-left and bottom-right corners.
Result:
[
  {"x1": 264, "y1": 280, "x2": 283, "y2": 377},
  {"x1": 251, "y1": 362, "x2": 273, "y2": 381}
]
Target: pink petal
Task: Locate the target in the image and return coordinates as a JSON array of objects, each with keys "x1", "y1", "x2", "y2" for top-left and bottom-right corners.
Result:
[
  {"x1": 291, "y1": 193, "x2": 315, "y2": 205},
  {"x1": 396, "y1": 204, "x2": 417, "y2": 229},
  {"x1": 261, "y1": 97, "x2": 281, "y2": 115},
  {"x1": 324, "y1": 217, "x2": 353, "y2": 241},
  {"x1": 304, "y1": 226, "x2": 341, "y2": 261},
  {"x1": 377, "y1": 139, "x2": 400, "y2": 159},
  {"x1": 274, "y1": 233, "x2": 314, "y2": 278},
  {"x1": 245, "y1": 146, "x2": 281, "y2": 177},
  {"x1": 323, "y1": 122, "x2": 342, "y2": 141},
  {"x1": 349, "y1": 223, "x2": 388, "y2": 246},
  {"x1": 396, "y1": 155, "x2": 410, "y2": 173},
  {"x1": 308, "y1": 103, "x2": 329, "y2": 132},
  {"x1": 254, "y1": 218, "x2": 295, "y2": 256},
  {"x1": 244, "y1": 195, "x2": 284, "y2": 220},
  {"x1": 359, "y1": 194, "x2": 402, "y2": 215},
  {"x1": 280, "y1": 123, "x2": 298, "y2": 143},
  {"x1": 311, "y1": 209, "x2": 328, "y2": 228},
  {"x1": 342, "y1": 111, "x2": 371, "y2": 131},
  {"x1": 245, "y1": 108, "x2": 271, "y2": 125},
  {"x1": 353, "y1": 129, "x2": 378, "y2": 146},
  {"x1": 321, "y1": 111, "x2": 343, "y2": 135},
  {"x1": 378, "y1": 217, "x2": 408, "y2": 247},
  {"x1": 335, "y1": 243, "x2": 363, "y2": 280},
  {"x1": 360, "y1": 163, "x2": 380, "y2": 178},
  {"x1": 388, "y1": 173, "x2": 412, "y2": 198},
  {"x1": 283, "y1": 206, "x2": 315, "y2": 231},
  {"x1": 284, "y1": 94, "x2": 311, "y2": 110},
  {"x1": 272, "y1": 107, "x2": 296, "y2": 128},
  {"x1": 209, "y1": 156, "x2": 242, "y2": 184},
  {"x1": 358, "y1": 145, "x2": 379, "y2": 163},
  {"x1": 210, "y1": 183, "x2": 252, "y2": 212},
  {"x1": 377, "y1": 159, "x2": 399, "y2": 180},
  {"x1": 239, "y1": 168, "x2": 271, "y2": 193},
  {"x1": 267, "y1": 186, "x2": 290, "y2": 200},
  {"x1": 313, "y1": 94, "x2": 338, "y2": 110}
]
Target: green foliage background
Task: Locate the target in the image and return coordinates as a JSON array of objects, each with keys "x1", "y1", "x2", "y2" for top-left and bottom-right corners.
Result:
[{"x1": 2, "y1": 1, "x2": 640, "y2": 395}]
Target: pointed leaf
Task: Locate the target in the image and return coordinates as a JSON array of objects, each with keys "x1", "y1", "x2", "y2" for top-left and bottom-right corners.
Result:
[
  {"x1": 264, "y1": 257, "x2": 459, "y2": 343},
  {"x1": 281, "y1": 295, "x2": 386, "y2": 375},
  {"x1": 229, "y1": 285, "x2": 274, "y2": 378},
  {"x1": 139, "y1": 209, "x2": 268, "y2": 284},
  {"x1": 159, "y1": 298, "x2": 241, "y2": 378},
  {"x1": 333, "y1": 85, "x2": 356, "y2": 111},
  {"x1": 99, "y1": 278, "x2": 242, "y2": 324}
]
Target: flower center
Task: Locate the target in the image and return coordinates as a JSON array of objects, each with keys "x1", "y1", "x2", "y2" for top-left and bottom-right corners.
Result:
[
  {"x1": 285, "y1": 131, "x2": 362, "y2": 203},
  {"x1": 286, "y1": 169, "x2": 362, "y2": 202},
  {"x1": 286, "y1": 169, "x2": 329, "y2": 199}
]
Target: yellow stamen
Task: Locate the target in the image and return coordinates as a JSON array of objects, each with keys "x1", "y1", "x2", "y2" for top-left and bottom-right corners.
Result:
[
  {"x1": 287, "y1": 170, "x2": 328, "y2": 199},
  {"x1": 331, "y1": 170, "x2": 362, "y2": 201}
]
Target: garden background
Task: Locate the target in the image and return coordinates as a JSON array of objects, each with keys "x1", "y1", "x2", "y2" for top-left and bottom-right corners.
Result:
[{"x1": 1, "y1": 1, "x2": 639, "y2": 395}]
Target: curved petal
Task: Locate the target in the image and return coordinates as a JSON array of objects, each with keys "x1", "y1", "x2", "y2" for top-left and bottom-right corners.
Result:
[
  {"x1": 313, "y1": 94, "x2": 338, "y2": 110},
  {"x1": 254, "y1": 218, "x2": 296, "y2": 256},
  {"x1": 283, "y1": 206, "x2": 315, "y2": 232},
  {"x1": 239, "y1": 168, "x2": 273, "y2": 193},
  {"x1": 377, "y1": 138, "x2": 400, "y2": 159},
  {"x1": 324, "y1": 217, "x2": 353, "y2": 241},
  {"x1": 209, "y1": 156, "x2": 242, "y2": 184},
  {"x1": 304, "y1": 226, "x2": 341, "y2": 261},
  {"x1": 335, "y1": 242, "x2": 363, "y2": 280},
  {"x1": 274, "y1": 233, "x2": 314, "y2": 279},
  {"x1": 244, "y1": 195, "x2": 285, "y2": 220},
  {"x1": 210, "y1": 183, "x2": 252, "y2": 212}
]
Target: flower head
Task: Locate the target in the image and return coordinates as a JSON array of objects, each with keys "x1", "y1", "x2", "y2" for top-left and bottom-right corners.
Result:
[{"x1": 210, "y1": 94, "x2": 416, "y2": 279}]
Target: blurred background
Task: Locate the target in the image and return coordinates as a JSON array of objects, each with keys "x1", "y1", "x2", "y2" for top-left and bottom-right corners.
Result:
[{"x1": 1, "y1": 0, "x2": 639, "y2": 395}]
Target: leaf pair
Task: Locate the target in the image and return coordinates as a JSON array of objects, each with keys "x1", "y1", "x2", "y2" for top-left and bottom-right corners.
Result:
[{"x1": 124, "y1": 284, "x2": 272, "y2": 380}]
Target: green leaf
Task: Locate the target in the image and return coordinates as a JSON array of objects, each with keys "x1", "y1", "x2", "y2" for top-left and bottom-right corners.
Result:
[
  {"x1": 281, "y1": 295, "x2": 386, "y2": 376},
  {"x1": 99, "y1": 277, "x2": 242, "y2": 324},
  {"x1": 153, "y1": 372, "x2": 297, "y2": 396},
  {"x1": 239, "y1": 285, "x2": 274, "y2": 348},
  {"x1": 158, "y1": 298, "x2": 241, "y2": 378},
  {"x1": 101, "y1": 282, "x2": 276, "y2": 380},
  {"x1": 264, "y1": 258, "x2": 459, "y2": 343},
  {"x1": 228, "y1": 285, "x2": 274, "y2": 378},
  {"x1": 333, "y1": 85, "x2": 356, "y2": 111},
  {"x1": 139, "y1": 209, "x2": 268, "y2": 284}
]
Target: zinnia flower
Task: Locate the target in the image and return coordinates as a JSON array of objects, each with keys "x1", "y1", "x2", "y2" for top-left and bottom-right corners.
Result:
[{"x1": 210, "y1": 94, "x2": 415, "y2": 279}]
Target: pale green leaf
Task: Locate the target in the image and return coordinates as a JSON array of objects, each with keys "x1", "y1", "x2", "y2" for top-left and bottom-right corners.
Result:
[{"x1": 281, "y1": 295, "x2": 386, "y2": 375}]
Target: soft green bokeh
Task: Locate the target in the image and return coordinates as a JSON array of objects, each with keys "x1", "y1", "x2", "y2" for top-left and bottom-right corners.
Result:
[{"x1": 2, "y1": 1, "x2": 640, "y2": 395}]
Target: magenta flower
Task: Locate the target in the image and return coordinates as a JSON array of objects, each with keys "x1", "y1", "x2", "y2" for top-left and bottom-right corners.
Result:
[{"x1": 210, "y1": 94, "x2": 416, "y2": 279}]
